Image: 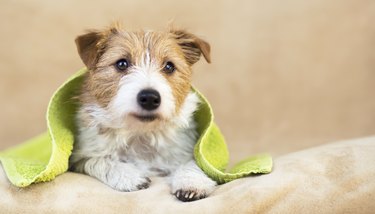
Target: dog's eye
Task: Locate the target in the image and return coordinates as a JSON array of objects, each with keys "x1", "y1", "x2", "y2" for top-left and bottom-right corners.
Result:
[
  {"x1": 163, "y1": 61, "x2": 175, "y2": 74},
  {"x1": 115, "y1": 59, "x2": 129, "y2": 71}
]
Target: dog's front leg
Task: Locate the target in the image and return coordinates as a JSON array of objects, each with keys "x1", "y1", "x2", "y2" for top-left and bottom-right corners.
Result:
[
  {"x1": 72, "y1": 157, "x2": 151, "y2": 192},
  {"x1": 170, "y1": 160, "x2": 217, "y2": 202}
]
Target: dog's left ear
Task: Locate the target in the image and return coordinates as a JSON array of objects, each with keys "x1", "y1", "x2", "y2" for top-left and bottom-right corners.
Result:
[
  {"x1": 170, "y1": 29, "x2": 211, "y2": 64},
  {"x1": 75, "y1": 30, "x2": 104, "y2": 69}
]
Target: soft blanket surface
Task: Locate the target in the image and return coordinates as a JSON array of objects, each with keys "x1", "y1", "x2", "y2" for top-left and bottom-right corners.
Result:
[{"x1": 1, "y1": 137, "x2": 374, "y2": 213}]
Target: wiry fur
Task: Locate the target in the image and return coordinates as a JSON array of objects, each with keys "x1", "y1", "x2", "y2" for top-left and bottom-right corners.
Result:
[{"x1": 69, "y1": 24, "x2": 216, "y2": 202}]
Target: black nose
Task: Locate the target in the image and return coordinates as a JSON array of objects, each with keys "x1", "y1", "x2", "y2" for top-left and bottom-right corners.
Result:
[{"x1": 137, "y1": 89, "x2": 161, "y2": 111}]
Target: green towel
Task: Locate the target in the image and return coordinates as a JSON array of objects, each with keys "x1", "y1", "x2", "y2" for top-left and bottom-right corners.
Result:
[{"x1": 0, "y1": 68, "x2": 272, "y2": 187}]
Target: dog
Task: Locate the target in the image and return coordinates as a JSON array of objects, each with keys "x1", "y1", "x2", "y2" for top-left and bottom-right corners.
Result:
[{"x1": 69, "y1": 23, "x2": 216, "y2": 202}]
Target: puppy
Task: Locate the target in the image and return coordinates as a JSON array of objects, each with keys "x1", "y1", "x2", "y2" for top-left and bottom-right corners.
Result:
[{"x1": 69, "y1": 23, "x2": 216, "y2": 202}]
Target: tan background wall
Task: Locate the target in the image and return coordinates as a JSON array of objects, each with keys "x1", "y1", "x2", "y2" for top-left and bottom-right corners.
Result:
[{"x1": 0, "y1": 0, "x2": 374, "y2": 164}]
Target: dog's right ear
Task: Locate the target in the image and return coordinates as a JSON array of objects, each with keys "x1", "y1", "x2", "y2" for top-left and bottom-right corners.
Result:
[
  {"x1": 169, "y1": 29, "x2": 211, "y2": 65},
  {"x1": 75, "y1": 31, "x2": 102, "y2": 69}
]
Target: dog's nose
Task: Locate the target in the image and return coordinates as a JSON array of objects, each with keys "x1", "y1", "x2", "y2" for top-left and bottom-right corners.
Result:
[{"x1": 137, "y1": 89, "x2": 161, "y2": 111}]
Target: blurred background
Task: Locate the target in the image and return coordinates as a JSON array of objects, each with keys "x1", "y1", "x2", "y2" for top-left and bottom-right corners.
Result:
[{"x1": 0, "y1": 0, "x2": 374, "y2": 164}]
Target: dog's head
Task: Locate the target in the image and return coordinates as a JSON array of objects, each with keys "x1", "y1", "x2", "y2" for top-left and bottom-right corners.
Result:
[{"x1": 75, "y1": 24, "x2": 210, "y2": 130}]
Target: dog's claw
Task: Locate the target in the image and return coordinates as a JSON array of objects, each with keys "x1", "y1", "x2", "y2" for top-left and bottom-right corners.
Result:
[
  {"x1": 199, "y1": 193, "x2": 207, "y2": 199},
  {"x1": 189, "y1": 192, "x2": 195, "y2": 199},
  {"x1": 136, "y1": 177, "x2": 151, "y2": 190},
  {"x1": 174, "y1": 189, "x2": 206, "y2": 202}
]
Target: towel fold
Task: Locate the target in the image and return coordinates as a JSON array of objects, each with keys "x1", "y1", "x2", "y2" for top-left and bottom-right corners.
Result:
[{"x1": 0, "y1": 68, "x2": 272, "y2": 187}]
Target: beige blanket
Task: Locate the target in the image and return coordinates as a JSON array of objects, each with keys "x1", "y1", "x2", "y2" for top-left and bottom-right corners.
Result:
[{"x1": 1, "y1": 137, "x2": 374, "y2": 213}]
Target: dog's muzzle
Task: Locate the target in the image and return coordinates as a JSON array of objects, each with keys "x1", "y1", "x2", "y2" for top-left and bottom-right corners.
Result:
[{"x1": 137, "y1": 89, "x2": 161, "y2": 111}]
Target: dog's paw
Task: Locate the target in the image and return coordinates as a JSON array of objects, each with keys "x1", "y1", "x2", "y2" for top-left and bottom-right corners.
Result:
[
  {"x1": 109, "y1": 172, "x2": 151, "y2": 192},
  {"x1": 105, "y1": 163, "x2": 151, "y2": 192},
  {"x1": 171, "y1": 170, "x2": 216, "y2": 202},
  {"x1": 108, "y1": 172, "x2": 151, "y2": 192},
  {"x1": 174, "y1": 188, "x2": 208, "y2": 202}
]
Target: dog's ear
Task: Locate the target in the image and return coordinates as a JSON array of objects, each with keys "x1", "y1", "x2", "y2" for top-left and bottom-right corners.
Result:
[
  {"x1": 170, "y1": 29, "x2": 211, "y2": 64},
  {"x1": 75, "y1": 30, "x2": 103, "y2": 69}
]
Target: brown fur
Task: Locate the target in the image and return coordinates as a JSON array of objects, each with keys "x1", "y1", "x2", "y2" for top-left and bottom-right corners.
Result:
[{"x1": 75, "y1": 24, "x2": 211, "y2": 114}]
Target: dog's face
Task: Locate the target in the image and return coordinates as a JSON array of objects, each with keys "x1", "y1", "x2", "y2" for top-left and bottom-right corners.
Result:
[{"x1": 75, "y1": 24, "x2": 210, "y2": 130}]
